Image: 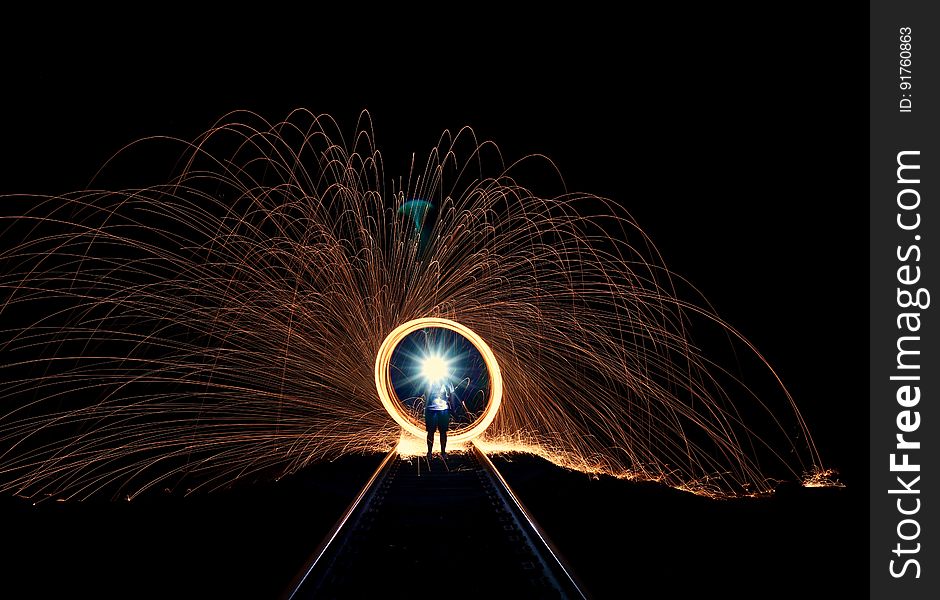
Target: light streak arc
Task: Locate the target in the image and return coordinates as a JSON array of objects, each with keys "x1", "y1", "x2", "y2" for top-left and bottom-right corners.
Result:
[
  {"x1": 0, "y1": 109, "x2": 841, "y2": 500},
  {"x1": 375, "y1": 317, "x2": 502, "y2": 442}
]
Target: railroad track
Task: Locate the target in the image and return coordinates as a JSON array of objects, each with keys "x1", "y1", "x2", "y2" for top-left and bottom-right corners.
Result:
[{"x1": 284, "y1": 443, "x2": 587, "y2": 599}]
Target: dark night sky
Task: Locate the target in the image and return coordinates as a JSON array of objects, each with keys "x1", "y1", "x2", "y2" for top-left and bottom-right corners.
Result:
[
  {"x1": 1, "y1": 11, "x2": 865, "y2": 597},
  {"x1": 3, "y1": 23, "x2": 864, "y2": 471}
]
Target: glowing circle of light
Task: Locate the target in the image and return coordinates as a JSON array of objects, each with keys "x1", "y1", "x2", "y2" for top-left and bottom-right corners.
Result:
[{"x1": 376, "y1": 318, "x2": 502, "y2": 442}]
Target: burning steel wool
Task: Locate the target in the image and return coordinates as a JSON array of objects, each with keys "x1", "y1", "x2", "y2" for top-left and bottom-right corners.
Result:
[{"x1": 0, "y1": 109, "x2": 838, "y2": 500}]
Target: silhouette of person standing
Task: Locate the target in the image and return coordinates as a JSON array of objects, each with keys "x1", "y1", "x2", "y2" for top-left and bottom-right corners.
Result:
[{"x1": 425, "y1": 382, "x2": 454, "y2": 460}]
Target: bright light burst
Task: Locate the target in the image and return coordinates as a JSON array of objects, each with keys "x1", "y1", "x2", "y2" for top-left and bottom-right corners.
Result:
[
  {"x1": 421, "y1": 355, "x2": 450, "y2": 385},
  {"x1": 0, "y1": 109, "x2": 839, "y2": 501}
]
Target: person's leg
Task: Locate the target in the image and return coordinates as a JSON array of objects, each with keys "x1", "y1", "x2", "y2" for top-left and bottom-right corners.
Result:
[
  {"x1": 425, "y1": 410, "x2": 434, "y2": 457},
  {"x1": 439, "y1": 409, "x2": 450, "y2": 454}
]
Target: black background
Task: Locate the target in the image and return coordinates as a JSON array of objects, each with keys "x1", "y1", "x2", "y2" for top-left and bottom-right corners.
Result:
[{"x1": 2, "y1": 11, "x2": 864, "y2": 598}]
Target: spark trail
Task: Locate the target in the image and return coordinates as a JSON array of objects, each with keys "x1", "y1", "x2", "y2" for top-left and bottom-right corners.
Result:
[{"x1": 0, "y1": 109, "x2": 838, "y2": 500}]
